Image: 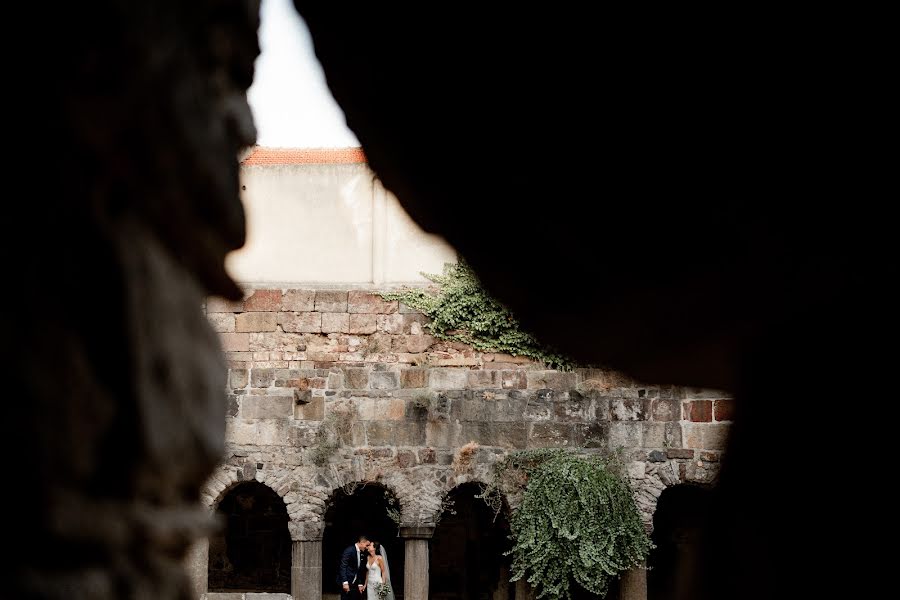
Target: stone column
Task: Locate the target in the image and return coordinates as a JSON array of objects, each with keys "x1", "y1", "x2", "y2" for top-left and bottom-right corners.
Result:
[
  {"x1": 291, "y1": 523, "x2": 325, "y2": 600},
  {"x1": 400, "y1": 525, "x2": 435, "y2": 600},
  {"x1": 514, "y1": 580, "x2": 535, "y2": 600},
  {"x1": 618, "y1": 563, "x2": 647, "y2": 600},
  {"x1": 184, "y1": 537, "x2": 208, "y2": 599}
]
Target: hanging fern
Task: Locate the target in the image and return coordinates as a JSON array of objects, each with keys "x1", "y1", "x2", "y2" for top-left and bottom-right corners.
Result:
[
  {"x1": 483, "y1": 449, "x2": 651, "y2": 599},
  {"x1": 382, "y1": 261, "x2": 573, "y2": 370}
]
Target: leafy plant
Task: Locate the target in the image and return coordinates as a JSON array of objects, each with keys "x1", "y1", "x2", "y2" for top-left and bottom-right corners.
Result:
[
  {"x1": 382, "y1": 261, "x2": 573, "y2": 370},
  {"x1": 481, "y1": 449, "x2": 651, "y2": 599}
]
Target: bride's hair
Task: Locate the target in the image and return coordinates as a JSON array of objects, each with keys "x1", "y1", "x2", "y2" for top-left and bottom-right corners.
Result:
[{"x1": 371, "y1": 541, "x2": 382, "y2": 556}]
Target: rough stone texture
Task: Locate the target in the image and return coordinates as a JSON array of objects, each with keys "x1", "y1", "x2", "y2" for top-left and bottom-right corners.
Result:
[
  {"x1": 208, "y1": 313, "x2": 236, "y2": 333},
  {"x1": 235, "y1": 311, "x2": 277, "y2": 332},
  {"x1": 244, "y1": 289, "x2": 283, "y2": 312},
  {"x1": 221, "y1": 332, "x2": 250, "y2": 352},
  {"x1": 201, "y1": 287, "x2": 732, "y2": 598},
  {"x1": 314, "y1": 290, "x2": 348, "y2": 312},
  {"x1": 348, "y1": 291, "x2": 398, "y2": 314},
  {"x1": 401, "y1": 368, "x2": 428, "y2": 388},
  {"x1": 280, "y1": 312, "x2": 322, "y2": 333},
  {"x1": 282, "y1": 290, "x2": 315, "y2": 312},
  {"x1": 349, "y1": 313, "x2": 376, "y2": 334},
  {"x1": 321, "y1": 312, "x2": 350, "y2": 333}
]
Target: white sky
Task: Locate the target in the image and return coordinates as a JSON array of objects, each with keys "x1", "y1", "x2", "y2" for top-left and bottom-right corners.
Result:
[{"x1": 247, "y1": 0, "x2": 360, "y2": 148}]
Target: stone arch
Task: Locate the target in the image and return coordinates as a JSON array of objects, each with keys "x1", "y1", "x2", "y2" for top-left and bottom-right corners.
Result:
[
  {"x1": 430, "y1": 480, "x2": 514, "y2": 600},
  {"x1": 631, "y1": 458, "x2": 719, "y2": 531},
  {"x1": 208, "y1": 479, "x2": 292, "y2": 593},
  {"x1": 647, "y1": 484, "x2": 715, "y2": 600},
  {"x1": 321, "y1": 481, "x2": 405, "y2": 597}
]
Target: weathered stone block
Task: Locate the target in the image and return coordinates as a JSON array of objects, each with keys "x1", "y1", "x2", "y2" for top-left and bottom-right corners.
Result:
[
  {"x1": 576, "y1": 422, "x2": 609, "y2": 448},
  {"x1": 405, "y1": 334, "x2": 434, "y2": 353},
  {"x1": 665, "y1": 422, "x2": 683, "y2": 448},
  {"x1": 242, "y1": 395, "x2": 293, "y2": 419},
  {"x1": 528, "y1": 423, "x2": 575, "y2": 448},
  {"x1": 419, "y1": 448, "x2": 436, "y2": 464},
  {"x1": 610, "y1": 398, "x2": 649, "y2": 421},
  {"x1": 314, "y1": 290, "x2": 348, "y2": 312},
  {"x1": 254, "y1": 419, "x2": 291, "y2": 445},
  {"x1": 397, "y1": 449, "x2": 417, "y2": 468},
  {"x1": 370, "y1": 371, "x2": 399, "y2": 390},
  {"x1": 229, "y1": 369, "x2": 248, "y2": 389},
  {"x1": 685, "y1": 400, "x2": 713, "y2": 422},
  {"x1": 651, "y1": 398, "x2": 680, "y2": 422},
  {"x1": 281, "y1": 289, "x2": 315, "y2": 311},
  {"x1": 348, "y1": 291, "x2": 398, "y2": 314},
  {"x1": 244, "y1": 289, "x2": 282, "y2": 312},
  {"x1": 642, "y1": 422, "x2": 666, "y2": 448},
  {"x1": 682, "y1": 424, "x2": 704, "y2": 449},
  {"x1": 207, "y1": 313, "x2": 235, "y2": 332},
  {"x1": 343, "y1": 368, "x2": 369, "y2": 389},
  {"x1": 466, "y1": 370, "x2": 499, "y2": 387},
  {"x1": 426, "y1": 420, "x2": 461, "y2": 448},
  {"x1": 460, "y1": 422, "x2": 527, "y2": 448},
  {"x1": 501, "y1": 370, "x2": 527, "y2": 389},
  {"x1": 492, "y1": 395, "x2": 529, "y2": 422},
  {"x1": 280, "y1": 312, "x2": 322, "y2": 333},
  {"x1": 321, "y1": 312, "x2": 350, "y2": 333},
  {"x1": 377, "y1": 313, "x2": 405, "y2": 334},
  {"x1": 207, "y1": 297, "x2": 243, "y2": 313},
  {"x1": 554, "y1": 391, "x2": 591, "y2": 422},
  {"x1": 714, "y1": 399, "x2": 734, "y2": 422},
  {"x1": 703, "y1": 423, "x2": 729, "y2": 450},
  {"x1": 666, "y1": 449, "x2": 694, "y2": 459},
  {"x1": 220, "y1": 333, "x2": 249, "y2": 352},
  {"x1": 250, "y1": 368, "x2": 275, "y2": 388},
  {"x1": 235, "y1": 312, "x2": 277, "y2": 332},
  {"x1": 227, "y1": 395, "x2": 239, "y2": 417},
  {"x1": 429, "y1": 368, "x2": 468, "y2": 389},
  {"x1": 524, "y1": 390, "x2": 554, "y2": 421},
  {"x1": 400, "y1": 368, "x2": 428, "y2": 388},
  {"x1": 526, "y1": 371, "x2": 577, "y2": 390},
  {"x1": 327, "y1": 373, "x2": 342, "y2": 389},
  {"x1": 349, "y1": 313, "x2": 376, "y2": 334},
  {"x1": 608, "y1": 422, "x2": 643, "y2": 449},
  {"x1": 294, "y1": 396, "x2": 325, "y2": 420}
]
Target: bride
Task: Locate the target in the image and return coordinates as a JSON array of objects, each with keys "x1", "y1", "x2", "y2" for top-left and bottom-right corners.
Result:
[{"x1": 362, "y1": 540, "x2": 394, "y2": 600}]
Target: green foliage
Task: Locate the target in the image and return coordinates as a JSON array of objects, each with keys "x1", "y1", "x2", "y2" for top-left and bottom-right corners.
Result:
[
  {"x1": 382, "y1": 261, "x2": 573, "y2": 370},
  {"x1": 481, "y1": 449, "x2": 652, "y2": 599}
]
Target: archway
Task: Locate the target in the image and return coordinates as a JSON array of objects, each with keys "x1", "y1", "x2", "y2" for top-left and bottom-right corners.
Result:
[
  {"x1": 648, "y1": 484, "x2": 714, "y2": 600},
  {"x1": 322, "y1": 483, "x2": 404, "y2": 598},
  {"x1": 429, "y1": 482, "x2": 514, "y2": 600},
  {"x1": 208, "y1": 481, "x2": 291, "y2": 593}
]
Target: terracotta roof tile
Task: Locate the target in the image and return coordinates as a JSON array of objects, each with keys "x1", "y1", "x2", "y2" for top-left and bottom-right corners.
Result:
[{"x1": 240, "y1": 147, "x2": 366, "y2": 166}]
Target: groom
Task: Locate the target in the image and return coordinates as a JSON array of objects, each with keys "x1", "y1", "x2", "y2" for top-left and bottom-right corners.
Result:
[{"x1": 338, "y1": 535, "x2": 371, "y2": 599}]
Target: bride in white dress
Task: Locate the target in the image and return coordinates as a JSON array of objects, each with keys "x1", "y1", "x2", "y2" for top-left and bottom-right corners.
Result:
[{"x1": 363, "y1": 541, "x2": 394, "y2": 600}]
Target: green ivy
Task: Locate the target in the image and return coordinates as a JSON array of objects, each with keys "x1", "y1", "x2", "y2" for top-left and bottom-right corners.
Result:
[
  {"x1": 481, "y1": 449, "x2": 651, "y2": 599},
  {"x1": 382, "y1": 261, "x2": 573, "y2": 370}
]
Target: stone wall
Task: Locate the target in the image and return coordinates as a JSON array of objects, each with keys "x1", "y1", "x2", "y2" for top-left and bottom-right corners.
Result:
[{"x1": 203, "y1": 287, "x2": 731, "y2": 532}]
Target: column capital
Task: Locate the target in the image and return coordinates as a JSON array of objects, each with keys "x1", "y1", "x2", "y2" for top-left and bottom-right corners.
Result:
[
  {"x1": 290, "y1": 521, "x2": 325, "y2": 541},
  {"x1": 399, "y1": 525, "x2": 435, "y2": 539}
]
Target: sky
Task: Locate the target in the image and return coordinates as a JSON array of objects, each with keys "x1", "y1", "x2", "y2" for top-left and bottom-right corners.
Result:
[{"x1": 247, "y1": 0, "x2": 359, "y2": 148}]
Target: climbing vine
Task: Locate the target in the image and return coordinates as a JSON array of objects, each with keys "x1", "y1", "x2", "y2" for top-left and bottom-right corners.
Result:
[
  {"x1": 480, "y1": 449, "x2": 651, "y2": 599},
  {"x1": 382, "y1": 261, "x2": 573, "y2": 370}
]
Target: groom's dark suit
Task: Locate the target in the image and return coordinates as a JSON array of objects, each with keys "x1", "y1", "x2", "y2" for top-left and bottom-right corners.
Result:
[{"x1": 338, "y1": 543, "x2": 367, "y2": 599}]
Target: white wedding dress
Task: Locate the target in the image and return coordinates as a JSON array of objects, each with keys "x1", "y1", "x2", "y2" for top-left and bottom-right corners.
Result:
[{"x1": 365, "y1": 558, "x2": 384, "y2": 599}]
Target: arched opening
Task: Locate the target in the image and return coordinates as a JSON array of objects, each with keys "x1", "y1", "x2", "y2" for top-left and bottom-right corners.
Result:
[
  {"x1": 648, "y1": 484, "x2": 714, "y2": 600},
  {"x1": 208, "y1": 481, "x2": 291, "y2": 593},
  {"x1": 322, "y1": 483, "x2": 404, "y2": 598},
  {"x1": 429, "y1": 482, "x2": 514, "y2": 600}
]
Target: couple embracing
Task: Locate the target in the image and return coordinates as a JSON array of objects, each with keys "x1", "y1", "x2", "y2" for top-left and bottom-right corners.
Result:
[{"x1": 338, "y1": 535, "x2": 394, "y2": 600}]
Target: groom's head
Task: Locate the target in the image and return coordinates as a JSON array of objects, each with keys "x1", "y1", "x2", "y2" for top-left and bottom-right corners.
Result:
[{"x1": 356, "y1": 535, "x2": 370, "y2": 550}]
